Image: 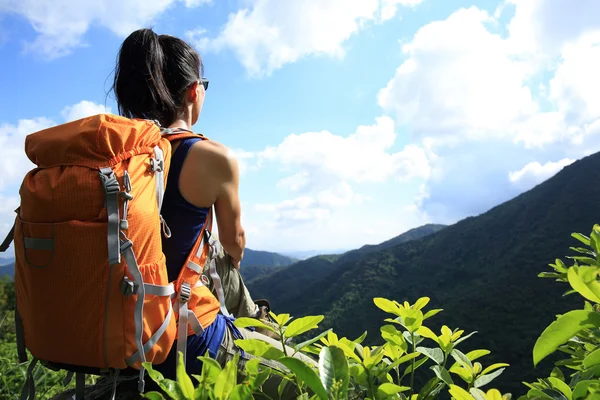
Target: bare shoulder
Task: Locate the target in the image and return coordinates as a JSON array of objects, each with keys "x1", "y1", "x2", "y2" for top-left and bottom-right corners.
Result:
[{"x1": 188, "y1": 138, "x2": 239, "y2": 179}]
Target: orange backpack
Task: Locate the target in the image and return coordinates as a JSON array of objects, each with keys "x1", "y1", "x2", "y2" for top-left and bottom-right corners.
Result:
[{"x1": 0, "y1": 114, "x2": 230, "y2": 399}]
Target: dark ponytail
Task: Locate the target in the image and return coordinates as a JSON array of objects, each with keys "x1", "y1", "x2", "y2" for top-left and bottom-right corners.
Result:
[{"x1": 112, "y1": 28, "x2": 203, "y2": 127}]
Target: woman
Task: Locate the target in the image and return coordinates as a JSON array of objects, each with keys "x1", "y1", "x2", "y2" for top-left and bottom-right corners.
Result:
[{"x1": 110, "y1": 28, "x2": 312, "y2": 397}]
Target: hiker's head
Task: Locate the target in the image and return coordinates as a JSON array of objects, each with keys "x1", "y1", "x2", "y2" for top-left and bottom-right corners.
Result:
[{"x1": 112, "y1": 28, "x2": 205, "y2": 128}]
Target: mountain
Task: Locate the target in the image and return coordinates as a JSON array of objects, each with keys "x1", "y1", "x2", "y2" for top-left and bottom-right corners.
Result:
[
  {"x1": 247, "y1": 153, "x2": 600, "y2": 396},
  {"x1": 239, "y1": 249, "x2": 298, "y2": 282},
  {"x1": 281, "y1": 249, "x2": 349, "y2": 260},
  {"x1": 0, "y1": 258, "x2": 14, "y2": 279},
  {"x1": 247, "y1": 223, "x2": 446, "y2": 306}
]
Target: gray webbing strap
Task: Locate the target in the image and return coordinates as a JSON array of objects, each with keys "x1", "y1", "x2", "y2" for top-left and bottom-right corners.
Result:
[
  {"x1": 23, "y1": 237, "x2": 53, "y2": 250},
  {"x1": 176, "y1": 283, "x2": 191, "y2": 372},
  {"x1": 144, "y1": 283, "x2": 175, "y2": 297},
  {"x1": 100, "y1": 167, "x2": 121, "y2": 265},
  {"x1": 153, "y1": 146, "x2": 165, "y2": 213},
  {"x1": 120, "y1": 237, "x2": 146, "y2": 392},
  {"x1": 126, "y1": 304, "x2": 174, "y2": 365},
  {"x1": 206, "y1": 235, "x2": 230, "y2": 317}
]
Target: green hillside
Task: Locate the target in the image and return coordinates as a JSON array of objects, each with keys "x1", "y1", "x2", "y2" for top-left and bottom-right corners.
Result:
[
  {"x1": 247, "y1": 152, "x2": 600, "y2": 396},
  {"x1": 240, "y1": 249, "x2": 298, "y2": 282},
  {"x1": 247, "y1": 224, "x2": 446, "y2": 310}
]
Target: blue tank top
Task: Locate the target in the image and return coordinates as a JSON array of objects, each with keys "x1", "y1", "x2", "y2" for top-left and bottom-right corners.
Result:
[
  {"x1": 161, "y1": 137, "x2": 210, "y2": 282},
  {"x1": 155, "y1": 136, "x2": 229, "y2": 377}
]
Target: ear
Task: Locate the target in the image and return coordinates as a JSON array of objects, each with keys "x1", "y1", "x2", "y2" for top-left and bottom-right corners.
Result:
[{"x1": 189, "y1": 81, "x2": 200, "y2": 102}]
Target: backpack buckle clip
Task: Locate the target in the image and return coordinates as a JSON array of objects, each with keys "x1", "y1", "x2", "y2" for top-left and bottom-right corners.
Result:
[
  {"x1": 121, "y1": 277, "x2": 139, "y2": 296},
  {"x1": 149, "y1": 158, "x2": 164, "y2": 173},
  {"x1": 179, "y1": 282, "x2": 191, "y2": 304}
]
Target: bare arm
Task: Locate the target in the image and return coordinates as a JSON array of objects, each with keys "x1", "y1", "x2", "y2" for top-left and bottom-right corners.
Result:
[{"x1": 213, "y1": 149, "x2": 246, "y2": 266}]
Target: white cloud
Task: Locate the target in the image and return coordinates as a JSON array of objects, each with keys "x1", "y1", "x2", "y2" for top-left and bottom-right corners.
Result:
[
  {"x1": 508, "y1": 158, "x2": 575, "y2": 189},
  {"x1": 378, "y1": 7, "x2": 536, "y2": 142},
  {"x1": 0, "y1": 100, "x2": 110, "y2": 193},
  {"x1": 0, "y1": 117, "x2": 54, "y2": 192},
  {"x1": 548, "y1": 31, "x2": 600, "y2": 126},
  {"x1": 188, "y1": 0, "x2": 423, "y2": 77},
  {"x1": 62, "y1": 100, "x2": 111, "y2": 122},
  {"x1": 0, "y1": 0, "x2": 211, "y2": 59},
  {"x1": 370, "y1": 1, "x2": 600, "y2": 225},
  {"x1": 506, "y1": 0, "x2": 600, "y2": 58},
  {"x1": 259, "y1": 116, "x2": 430, "y2": 187}
]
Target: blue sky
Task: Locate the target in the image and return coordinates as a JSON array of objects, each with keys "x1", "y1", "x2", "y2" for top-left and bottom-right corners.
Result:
[{"x1": 1, "y1": 0, "x2": 600, "y2": 254}]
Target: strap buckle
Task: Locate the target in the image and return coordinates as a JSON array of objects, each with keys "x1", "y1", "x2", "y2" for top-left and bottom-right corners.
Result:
[
  {"x1": 121, "y1": 277, "x2": 139, "y2": 296},
  {"x1": 179, "y1": 282, "x2": 191, "y2": 304},
  {"x1": 99, "y1": 169, "x2": 120, "y2": 194},
  {"x1": 149, "y1": 158, "x2": 164, "y2": 173}
]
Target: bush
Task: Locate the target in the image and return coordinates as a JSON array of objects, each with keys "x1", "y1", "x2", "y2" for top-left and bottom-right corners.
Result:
[{"x1": 3, "y1": 225, "x2": 600, "y2": 399}]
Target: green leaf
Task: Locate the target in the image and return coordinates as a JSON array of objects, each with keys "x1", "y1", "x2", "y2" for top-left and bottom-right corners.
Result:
[
  {"x1": 403, "y1": 356, "x2": 428, "y2": 377},
  {"x1": 214, "y1": 353, "x2": 239, "y2": 400},
  {"x1": 583, "y1": 347, "x2": 600, "y2": 368},
  {"x1": 143, "y1": 392, "x2": 166, "y2": 400},
  {"x1": 550, "y1": 367, "x2": 565, "y2": 382},
  {"x1": 567, "y1": 268, "x2": 600, "y2": 303},
  {"x1": 382, "y1": 325, "x2": 408, "y2": 350},
  {"x1": 413, "y1": 297, "x2": 430, "y2": 310},
  {"x1": 143, "y1": 363, "x2": 184, "y2": 400},
  {"x1": 568, "y1": 256, "x2": 597, "y2": 266},
  {"x1": 423, "y1": 309, "x2": 443, "y2": 320},
  {"x1": 245, "y1": 358, "x2": 261, "y2": 376},
  {"x1": 469, "y1": 388, "x2": 487, "y2": 400},
  {"x1": 319, "y1": 346, "x2": 349, "y2": 398},
  {"x1": 449, "y1": 366, "x2": 474, "y2": 384},
  {"x1": 196, "y1": 356, "x2": 222, "y2": 385},
  {"x1": 175, "y1": 352, "x2": 195, "y2": 400},
  {"x1": 449, "y1": 384, "x2": 475, "y2": 400},
  {"x1": 479, "y1": 363, "x2": 509, "y2": 376},
  {"x1": 431, "y1": 365, "x2": 454, "y2": 386},
  {"x1": 473, "y1": 368, "x2": 505, "y2": 388},
  {"x1": 416, "y1": 347, "x2": 444, "y2": 365},
  {"x1": 378, "y1": 382, "x2": 411, "y2": 397},
  {"x1": 572, "y1": 233, "x2": 591, "y2": 246},
  {"x1": 453, "y1": 331, "x2": 478, "y2": 346},
  {"x1": 353, "y1": 331, "x2": 368, "y2": 344},
  {"x1": 547, "y1": 377, "x2": 573, "y2": 400},
  {"x1": 374, "y1": 297, "x2": 403, "y2": 316},
  {"x1": 229, "y1": 384, "x2": 253, "y2": 400},
  {"x1": 573, "y1": 380, "x2": 600, "y2": 400},
  {"x1": 404, "y1": 309, "x2": 424, "y2": 332},
  {"x1": 234, "y1": 317, "x2": 278, "y2": 334},
  {"x1": 235, "y1": 339, "x2": 285, "y2": 360},
  {"x1": 451, "y1": 349, "x2": 473, "y2": 371},
  {"x1": 285, "y1": 315, "x2": 324, "y2": 339},
  {"x1": 533, "y1": 310, "x2": 600, "y2": 366},
  {"x1": 294, "y1": 329, "x2": 333, "y2": 352},
  {"x1": 465, "y1": 350, "x2": 491, "y2": 362},
  {"x1": 270, "y1": 312, "x2": 292, "y2": 327},
  {"x1": 278, "y1": 357, "x2": 328, "y2": 400}
]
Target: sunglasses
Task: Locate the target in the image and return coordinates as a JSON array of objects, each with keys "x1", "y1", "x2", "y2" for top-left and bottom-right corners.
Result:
[{"x1": 200, "y1": 78, "x2": 209, "y2": 91}]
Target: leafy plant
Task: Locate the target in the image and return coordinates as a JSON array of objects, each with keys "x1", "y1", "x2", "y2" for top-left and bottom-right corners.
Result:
[{"x1": 521, "y1": 225, "x2": 600, "y2": 400}]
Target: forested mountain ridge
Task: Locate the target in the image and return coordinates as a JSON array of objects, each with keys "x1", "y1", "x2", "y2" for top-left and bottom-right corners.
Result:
[{"x1": 247, "y1": 152, "x2": 600, "y2": 395}]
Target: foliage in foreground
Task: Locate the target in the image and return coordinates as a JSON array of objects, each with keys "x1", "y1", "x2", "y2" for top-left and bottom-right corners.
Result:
[{"x1": 2, "y1": 225, "x2": 600, "y2": 399}]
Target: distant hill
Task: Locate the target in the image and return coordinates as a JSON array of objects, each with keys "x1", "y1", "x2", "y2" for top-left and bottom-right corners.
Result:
[
  {"x1": 247, "y1": 152, "x2": 598, "y2": 395},
  {"x1": 247, "y1": 223, "x2": 446, "y2": 305},
  {"x1": 0, "y1": 259, "x2": 14, "y2": 279},
  {"x1": 239, "y1": 249, "x2": 298, "y2": 282},
  {"x1": 281, "y1": 249, "x2": 349, "y2": 260}
]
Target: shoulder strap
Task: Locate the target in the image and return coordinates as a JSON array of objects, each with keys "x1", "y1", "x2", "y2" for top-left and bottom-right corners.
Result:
[{"x1": 161, "y1": 128, "x2": 209, "y2": 143}]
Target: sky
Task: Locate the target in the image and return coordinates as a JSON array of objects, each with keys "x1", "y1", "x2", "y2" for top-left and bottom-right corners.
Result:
[{"x1": 1, "y1": 0, "x2": 600, "y2": 255}]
